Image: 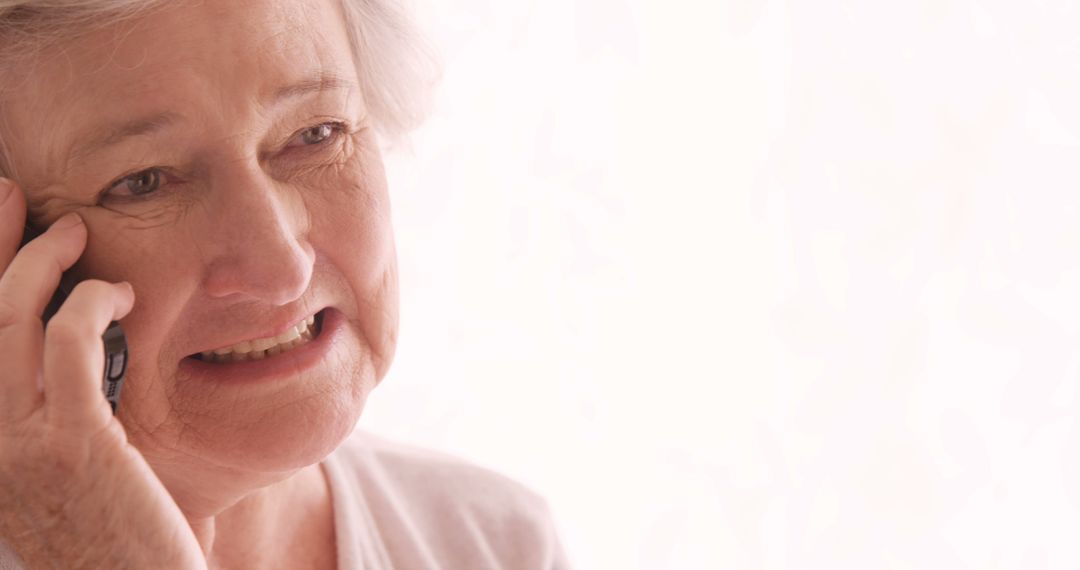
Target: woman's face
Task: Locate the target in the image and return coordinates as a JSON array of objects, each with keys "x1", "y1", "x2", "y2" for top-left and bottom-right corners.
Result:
[{"x1": 0, "y1": 0, "x2": 397, "y2": 477}]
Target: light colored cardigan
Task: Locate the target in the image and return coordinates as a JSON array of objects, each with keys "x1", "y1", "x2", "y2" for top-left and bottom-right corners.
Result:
[{"x1": 0, "y1": 430, "x2": 571, "y2": 569}]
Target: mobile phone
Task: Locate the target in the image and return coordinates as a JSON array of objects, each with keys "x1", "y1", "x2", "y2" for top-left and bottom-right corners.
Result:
[{"x1": 21, "y1": 224, "x2": 127, "y2": 415}]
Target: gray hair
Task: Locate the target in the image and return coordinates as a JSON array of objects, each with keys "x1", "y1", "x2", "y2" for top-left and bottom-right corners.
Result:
[{"x1": 0, "y1": 0, "x2": 438, "y2": 179}]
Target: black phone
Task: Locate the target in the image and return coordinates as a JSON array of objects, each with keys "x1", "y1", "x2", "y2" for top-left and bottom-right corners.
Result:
[{"x1": 21, "y1": 224, "x2": 128, "y2": 415}]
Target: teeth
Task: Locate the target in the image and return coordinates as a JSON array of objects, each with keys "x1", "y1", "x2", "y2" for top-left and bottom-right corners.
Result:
[
  {"x1": 251, "y1": 337, "x2": 275, "y2": 352},
  {"x1": 199, "y1": 316, "x2": 318, "y2": 362},
  {"x1": 281, "y1": 326, "x2": 301, "y2": 343}
]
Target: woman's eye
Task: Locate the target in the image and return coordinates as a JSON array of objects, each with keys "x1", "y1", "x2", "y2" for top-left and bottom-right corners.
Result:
[
  {"x1": 289, "y1": 122, "x2": 346, "y2": 149},
  {"x1": 105, "y1": 168, "x2": 164, "y2": 199},
  {"x1": 99, "y1": 122, "x2": 346, "y2": 202}
]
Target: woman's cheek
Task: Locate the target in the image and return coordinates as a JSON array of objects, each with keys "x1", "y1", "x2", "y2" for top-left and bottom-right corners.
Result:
[
  {"x1": 310, "y1": 145, "x2": 397, "y2": 379},
  {"x1": 67, "y1": 222, "x2": 192, "y2": 422}
]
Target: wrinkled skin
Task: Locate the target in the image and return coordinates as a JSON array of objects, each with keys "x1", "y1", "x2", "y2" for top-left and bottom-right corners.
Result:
[{"x1": 0, "y1": 0, "x2": 398, "y2": 566}]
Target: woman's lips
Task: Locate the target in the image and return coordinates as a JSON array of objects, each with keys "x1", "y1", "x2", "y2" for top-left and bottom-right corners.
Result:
[
  {"x1": 178, "y1": 308, "x2": 343, "y2": 385},
  {"x1": 186, "y1": 310, "x2": 325, "y2": 360},
  {"x1": 188, "y1": 310, "x2": 324, "y2": 362}
]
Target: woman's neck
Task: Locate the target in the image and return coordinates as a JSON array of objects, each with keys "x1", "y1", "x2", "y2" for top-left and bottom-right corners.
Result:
[{"x1": 168, "y1": 464, "x2": 336, "y2": 569}]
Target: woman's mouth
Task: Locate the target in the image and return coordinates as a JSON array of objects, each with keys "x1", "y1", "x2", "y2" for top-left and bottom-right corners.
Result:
[
  {"x1": 188, "y1": 309, "x2": 326, "y2": 364},
  {"x1": 178, "y1": 308, "x2": 342, "y2": 386}
]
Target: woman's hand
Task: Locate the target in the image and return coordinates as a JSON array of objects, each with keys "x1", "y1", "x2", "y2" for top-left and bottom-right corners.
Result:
[{"x1": 0, "y1": 179, "x2": 207, "y2": 569}]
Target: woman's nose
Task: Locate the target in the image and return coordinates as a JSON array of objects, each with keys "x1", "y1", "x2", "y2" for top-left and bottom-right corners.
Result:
[{"x1": 199, "y1": 165, "x2": 314, "y2": 305}]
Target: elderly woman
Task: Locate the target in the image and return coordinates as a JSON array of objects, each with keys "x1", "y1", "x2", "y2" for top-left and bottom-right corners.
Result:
[{"x1": 0, "y1": 0, "x2": 569, "y2": 568}]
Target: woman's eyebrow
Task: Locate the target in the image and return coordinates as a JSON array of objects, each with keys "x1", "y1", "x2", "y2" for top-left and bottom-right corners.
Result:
[
  {"x1": 65, "y1": 71, "x2": 356, "y2": 162},
  {"x1": 268, "y1": 72, "x2": 355, "y2": 107},
  {"x1": 67, "y1": 112, "x2": 181, "y2": 162}
]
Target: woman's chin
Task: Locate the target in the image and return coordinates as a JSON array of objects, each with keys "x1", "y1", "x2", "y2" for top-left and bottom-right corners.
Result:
[
  {"x1": 219, "y1": 397, "x2": 366, "y2": 471},
  {"x1": 138, "y1": 390, "x2": 368, "y2": 481}
]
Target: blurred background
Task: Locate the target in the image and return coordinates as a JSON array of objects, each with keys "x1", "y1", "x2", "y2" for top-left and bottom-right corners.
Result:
[{"x1": 361, "y1": 0, "x2": 1080, "y2": 567}]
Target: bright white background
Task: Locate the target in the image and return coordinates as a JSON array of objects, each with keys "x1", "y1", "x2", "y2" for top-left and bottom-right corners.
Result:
[{"x1": 361, "y1": 0, "x2": 1080, "y2": 568}]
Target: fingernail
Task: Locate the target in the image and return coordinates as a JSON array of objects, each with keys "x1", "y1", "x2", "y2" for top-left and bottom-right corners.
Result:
[
  {"x1": 0, "y1": 178, "x2": 13, "y2": 205},
  {"x1": 53, "y1": 212, "x2": 83, "y2": 230}
]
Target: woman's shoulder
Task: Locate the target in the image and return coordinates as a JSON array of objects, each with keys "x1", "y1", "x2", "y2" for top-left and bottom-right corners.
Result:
[
  {"x1": 324, "y1": 429, "x2": 569, "y2": 569},
  {"x1": 338, "y1": 430, "x2": 539, "y2": 494}
]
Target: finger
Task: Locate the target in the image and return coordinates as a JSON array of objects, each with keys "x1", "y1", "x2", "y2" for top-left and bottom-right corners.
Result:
[
  {"x1": 0, "y1": 177, "x2": 26, "y2": 271},
  {"x1": 0, "y1": 212, "x2": 87, "y2": 319},
  {"x1": 42, "y1": 280, "x2": 134, "y2": 430},
  {"x1": 0, "y1": 177, "x2": 34, "y2": 420},
  {"x1": 0, "y1": 213, "x2": 87, "y2": 419},
  {"x1": 0, "y1": 314, "x2": 44, "y2": 423}
]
